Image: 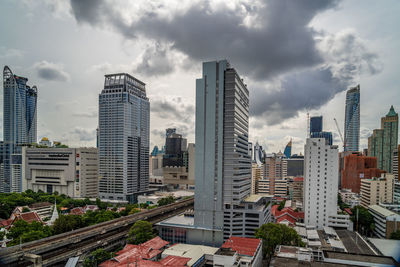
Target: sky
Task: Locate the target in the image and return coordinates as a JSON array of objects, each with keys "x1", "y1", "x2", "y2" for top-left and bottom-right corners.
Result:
[{"x1": 0, "y1": 0, "x2": 399, "y2": 154}]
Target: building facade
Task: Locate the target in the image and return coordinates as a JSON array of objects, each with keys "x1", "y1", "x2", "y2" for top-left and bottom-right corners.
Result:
[
  {"x1": 1, "y1": 66, "x2": 37, "y2": 193},
  {"x1": 368, "y1": 205, "x2": 400, "y2": 239},
  {"x1": 310, "y1": 116, "x2": 323, "y2": 134},
  {"x1": 304, "y1": 138, "x2": 349, "y2": 229},
  {"x1": 341, "y1": 152, "x2": 385, "y2": 194},
  {"x1": 344, "y1": 85, "x2": 360, "y2": 152},
  {"x1": 194, "y1": 60, "x2": 269, "y2": 245},
  {"x1": 263, "y1": 153, "x2": 287, "y2": 195},
  {"x1": 368, "y1": 106, "x2": 398, "y2": 173},
  {"x1": 393, "y1": 145, "x2": 399, "y2": 181},
  {"x1": 22, "y1": 147, "x2": 98, "y2": 198},
  {"x1": 360, "y1": 173, "x2": 394, "y2": 208},
  {"x1": 98, "y1": 73, "x2": 150, "y2": 202}
]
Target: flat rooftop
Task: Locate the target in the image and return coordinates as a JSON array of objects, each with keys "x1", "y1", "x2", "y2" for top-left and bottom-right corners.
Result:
[
  {"x1": 369, "y1": 205, "x2": 400, "y2": 217},
  {"x1": 335, "y1": 230, "x2": 375, "y2": 255}
]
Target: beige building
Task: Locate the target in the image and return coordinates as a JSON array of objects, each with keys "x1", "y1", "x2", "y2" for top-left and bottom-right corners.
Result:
[
  {"x1": 368, "y1": 205, "x2": 400, "y2": 238},
  {"x1": 257, "y1": 178, "x2": 288, "y2": 197},
  {"x1": 251, "y1": 163, "x2": 262, "y2": 194},
  {"x1": 289, "y1": 177, "x2": 303, "y2": 204},
  {"x1": 360, "y1": 173, "x2": 394, "y2": 208},
  {"x1": 22, "y1": 147, "x2": 98, "y2": 198}
]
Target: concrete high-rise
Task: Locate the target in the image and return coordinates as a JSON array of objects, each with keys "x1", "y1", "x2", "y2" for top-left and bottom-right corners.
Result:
[
  {"x1": 393, "y1": 145, "x2": 399, "y2": 181},
  {"x1": 304, "y1": 138, "x2": 350, "y2": 229},
  {"x1": 194, "y1": 60, "x2": 269, "y2": 245},
  {"x1": 368, "y1": 106, "x2": 398, "y2": 173},
  {"x1": 344, "y1": 85, "x2": 360, "y2": 152},
  {"x1": 1, "y1": 66, "x2": 37, "y2": 193},
  {"x1": 98, "y1": 73, "x2": 150, "y2": 203}
]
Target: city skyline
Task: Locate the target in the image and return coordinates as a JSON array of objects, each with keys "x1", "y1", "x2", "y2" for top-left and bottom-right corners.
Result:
[{"x1": 0, "y1": 1, "x2": 399, "y2": 155}]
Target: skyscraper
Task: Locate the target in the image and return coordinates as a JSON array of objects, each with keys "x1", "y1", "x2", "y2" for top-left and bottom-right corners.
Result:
[
  {"x1": 98, "y1": 73, "x2": 150, "y2": 203},
  {"x1": 194, "y1": 60, "x2": 269, "y2": 245},
  {"x1": 284, "y1": 139, "x2": 292, "y2": 158},
  {"x1": 1, "y1": 66, "x2": 37, "y2": 193},
  {"x1": 368, "y1": 106, "x2": 398, "y2": 173},
  {"x1": 344, "y1": 85, "x2": 360, "y2": 152}
]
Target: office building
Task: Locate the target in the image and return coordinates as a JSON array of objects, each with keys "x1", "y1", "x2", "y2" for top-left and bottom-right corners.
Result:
[
  {"x1": 257, "y1": 178, "x2": 288, "y2": 197},
  {"x1": 262, "y1": 153, "x2": 287, "y2": 196},
  {"x1": 310, "y1": 131, "x2": 333, "y2": 146},
  {"x1": 254, "y1": 142, "x2": 263, "y2": 166},
  {"x1": 284, "y1": 140, "x2": 292, "y2": 158},
  {"x1": 341, "y1": 152, "x2": 385, "y2": 193},
  {"x1": 290, "y1": 177, "x2": 304, "y2": 204},
  {"x1": 98, "y1": 73, "x2": 150, "y2": 202},
  {"x1": 360, "y1": 173, "x2": 394, "y2": 208},
  {"x1": 22, "y1": 147, "x2": 98, "y2": 198},
  {"x1": 393, "y1": 145, "x2": 399, "y2": 181},
  {"x1": 194, "y1": 60, "x2": 269, "y2": 245},
  {"x1": 368, "y1": 205, "x2": 400, "y2": 239},
  {"x1": 368, "y1": 106, "x2": 399, "y2": 173},
  {"x1": 285, "y1": 157, "x2": 304, "y2": 177},
  {"x1": 165, "y1": 128, "x2": 176, "y2": 138},
  {"x1": 310, "y1": 116, "x2": 323, "y2": 134},
  {"x1": 304, "y1": 138, "x2": 350, "y2": 229},
  {"x1": 163, "y1": 132, "x2": 187, "y2": 167},
  {"x1": 339, "y1": 188, "x2": 360, "y2": 208},
  {"x1": 251, "y1": 163, "x2": 262, "y2": 194},
  {"x1": 344, "y1": 85, "x2": 360, "y2": 152},
  {"x1": 1, "y1": 66, "x2": 37, "y2": 193}
]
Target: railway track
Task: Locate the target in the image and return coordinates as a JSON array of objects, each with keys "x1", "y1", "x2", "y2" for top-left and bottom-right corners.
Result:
[{"x1": 0, "y1": 197, "x2": 194, "y2": 266}]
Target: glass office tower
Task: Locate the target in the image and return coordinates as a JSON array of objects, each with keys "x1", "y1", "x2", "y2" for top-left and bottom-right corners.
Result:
[
  {"x1": 98, "y1": 73, "x2": 150, "y2": 203},
  {"x1": 344, "y1": 85, "x2": 360, "y2": 152},
  {"x1": 1, "y1": 66, "x2": 37, "y2": 192}
]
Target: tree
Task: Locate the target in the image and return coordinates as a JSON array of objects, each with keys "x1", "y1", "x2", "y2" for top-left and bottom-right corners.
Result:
[
  {"x1": 255, "y1": 223, "x2": 304, "y2": 263},
  {"x1": 83, "y1": 248, "x2": 112, "y2": 267},
  {"x1": 351, "y1": 206, "x2": 375, "y2": 236},
  {"x1": 390, "y1": 230, "x2": 400, "y2": 240},
  {"x1": 6, "y1": 220, "x2": 52, "y2": 246},
  {"x1": 277, "y1": 200, "x2": 286, "y2": 211},
  {"x1": 128, "y1": 220, "x2": 154, "y2": 244},
  {"x1": 157, "y1": 196, "x2": 175, "y2": 206},
  {"x1": 52, "y1": 215, "x2": 84, "y2": 234}
]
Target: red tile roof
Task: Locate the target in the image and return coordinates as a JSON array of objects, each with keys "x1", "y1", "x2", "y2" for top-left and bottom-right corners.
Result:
[
  {"x1": 100, "y1": 237, "x2": 170, "y2": 267},
  {"x1": 142, "y1": 236, "x2": 169, "y2": 250},
  {"x1": 271, "y1": 205, "x2": 304, "y2": 225},
  {"x1": 17, "y1": 212, "x2": 42, "y2": 224},
  {"x1": 293, "y1": 177, "x2": 304, "y2": 182},
  {"x1": 221, "y1": 236, "x2": 261, "y2": 257},
  {"x1": 276, "y1": 214, "x2": 296, "y2": 225},
  {"x1": 0, "y1": 219, "x2": 12, "y2": 228},
  {"x1": 70, "y1": 207, "x2": 85, "y2": 215},
  {"x1": 344, "y1": 208, "x2": 353, "y2": 215}
]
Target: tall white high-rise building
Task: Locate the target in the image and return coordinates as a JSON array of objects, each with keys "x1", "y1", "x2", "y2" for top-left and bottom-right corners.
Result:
[
  {"x1": 98, "y1": 73, "x2": 150, "y2": 203},
  {"x1": 304, "y1": 138, "x2": 350, "y2": 229},
  {"x1": 194, "y1": 60, "x2": 269, "y2": 245}
]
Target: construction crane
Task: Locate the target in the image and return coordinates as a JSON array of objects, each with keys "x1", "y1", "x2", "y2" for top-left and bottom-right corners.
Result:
[{"x1": 334, "y1": 118, "x2": 346, "y2": 150}]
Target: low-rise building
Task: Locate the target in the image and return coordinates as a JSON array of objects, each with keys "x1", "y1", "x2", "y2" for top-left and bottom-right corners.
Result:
[
  {"x1": 271, "y1": 205, "x2": 304, "y2": 227},
  {"x1": 28, "y1": 202, "x2": 53, "y2": 220},
  {"x1": 289, "y1": 177, "x2": 303, "y2": 204},
  {"x1": 257, "y1": 179, "x2": 288, "y2": 197},
  {"x1": 368, "y1": 205, "x2": 400, "y2": 239},
  {"x1": 339, "y1": 189, "x2": 360, "y2": 208},
  {"x1": 360, "y1": 173, "x2": 394, "y2": 208},
  {"x1": 22, "y1": 147, "x2": 98, "y2": 198}
]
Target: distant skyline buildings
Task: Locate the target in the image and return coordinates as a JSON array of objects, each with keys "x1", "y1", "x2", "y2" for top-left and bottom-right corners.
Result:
[
  {"x1": 310, "y1": 116, "x2": 323, "y2": 134},
  {"x1": 368, "y1": 106, "x2": 398, "y2": 173},
  {"x1": 98, "y1": 73, "x2": 150, "y2": 203},
  {"x1": 344, "y1": 85, "x2": 360, "y2": 152},
  {"x1": 1, "y1": 66, "x2": 37, "y2": 193}
]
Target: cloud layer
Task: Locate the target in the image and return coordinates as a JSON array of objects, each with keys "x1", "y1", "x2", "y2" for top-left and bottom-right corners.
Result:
[{"x1": 33, "y1": 61, "x2": 70, "y2": 81}]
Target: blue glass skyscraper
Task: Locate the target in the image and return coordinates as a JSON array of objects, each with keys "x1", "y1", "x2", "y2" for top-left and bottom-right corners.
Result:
[
  {"x1": 1, "y1": 66, "x2": 37, "y2": 192},
  {"x1": 284, "y1": 139, "x2": 292, "y2": 158},
  {"x1": 310, "y1": 116, "x2": 323, "y2": 134},
  {"x1": 98, "y1": 73, "x2": 150, "y2": 203},
  {"x1": 344, "y1": 85, "x2": 360, "y2": 152}
]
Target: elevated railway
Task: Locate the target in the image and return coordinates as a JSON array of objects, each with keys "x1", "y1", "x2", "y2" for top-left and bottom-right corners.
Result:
[{"x1": 0, "y1": 197, "x2": 194, "y2": 266}]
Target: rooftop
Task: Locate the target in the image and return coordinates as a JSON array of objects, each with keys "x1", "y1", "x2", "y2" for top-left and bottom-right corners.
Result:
[
  {"x1": 162, "y1": 243, "x2": 219, "y2": 266},
  {"x1": 221, "y1": 236, "x2": 261, "y2": 257},
  {"x1": 369, "y1": 205, "x2": 400, "y2": 218}
]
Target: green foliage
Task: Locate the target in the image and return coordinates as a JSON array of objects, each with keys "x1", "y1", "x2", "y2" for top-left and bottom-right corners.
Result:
[
  {"x1": 277, "y1": 200, "x2": 286, "y2": 211},
  {"x1": 52, "y1": 215, "x2": 84, "y2": 234},
  {"x1": 128, "y1": 220, "x2": 154, "y2": 244},
  {"x1": 157, "y1": 196, "x2": 175, "y2": 206},
  {"x1": 83, "y1": 248, "x2": 112, "y2": 267},
  {"x1": 22, "y1": 207, "x2": 30, "y2": 213},
  {"x1": 0, "y1": 231, "x2": 5, "y2": 240},
  {"x1": 255, "y1": 223, "x2": 304, "y2": 262},
  {"x1": 390, "y1": 230, "x2": 400, "y2": 240},
  {"x1": 6, "y1": 220, "x2": 52, "y2": 246},
  {"x1": 351, "y1": 206, "x2": 375, "y2": 236}
]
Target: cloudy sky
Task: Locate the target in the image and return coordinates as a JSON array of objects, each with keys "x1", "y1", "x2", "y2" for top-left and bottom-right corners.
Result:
[{"x1": 0, "y1": 0, "x2": 399, "y2": 154}]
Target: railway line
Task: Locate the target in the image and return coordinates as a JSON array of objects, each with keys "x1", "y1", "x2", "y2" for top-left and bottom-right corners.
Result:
[{"x1": 0, "y1": 197, "x2": 194, "y2": 266}]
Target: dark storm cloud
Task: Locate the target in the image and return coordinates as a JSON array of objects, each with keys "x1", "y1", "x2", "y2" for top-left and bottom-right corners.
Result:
[
  {"x1": 69, "y1": 0, "x2": 381, "y2": 124},
  {"x1": 151, "y1": 98, "x2": 194, "y2": 122},
  {"x1": 33, "y1": 61, "x2": 70, "y2": 81},
  {"x1": 69, "y1": 0, "x2": 337, "y2": 79}
]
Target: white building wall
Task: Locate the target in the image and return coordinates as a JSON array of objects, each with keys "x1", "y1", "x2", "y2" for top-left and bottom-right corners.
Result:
[{"x1": 304, "y1": 138, "x2": 339, "y2": 229}]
